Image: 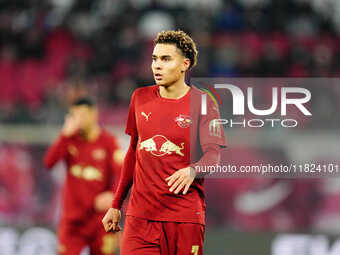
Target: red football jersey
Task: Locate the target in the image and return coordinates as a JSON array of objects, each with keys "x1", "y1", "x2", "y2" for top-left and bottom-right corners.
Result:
[
  {"x1": 125, "y1": 85, "x2": 226, "y2": 225},
  {"x1": 44, "y1": 129, "x2": 121, "y2": 221}
]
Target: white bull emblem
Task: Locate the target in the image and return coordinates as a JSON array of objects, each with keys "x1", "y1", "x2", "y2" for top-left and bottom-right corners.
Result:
[
  {"x1": 139, "y1": 135, "x2": 185, "y2": 157},
  {"x1": 159, "y1": 141, "x2": 184, "y2": 156},
  {"x1": 139, "y1": 138, "x2": 157, "y2": 152}
]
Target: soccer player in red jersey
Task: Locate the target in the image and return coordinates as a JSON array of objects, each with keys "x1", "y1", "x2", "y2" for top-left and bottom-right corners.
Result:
[
  {"x1": 45, "y1": 98, "x2": 123, "y2": 255},
  {"x1": 102, "y1": 30, "x2": 226, "y2": 255}
]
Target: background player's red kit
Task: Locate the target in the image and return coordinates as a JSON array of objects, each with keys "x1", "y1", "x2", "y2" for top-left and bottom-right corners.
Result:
[{"x1": 45, "y1": 130, "x2": 121, "y2": 255}]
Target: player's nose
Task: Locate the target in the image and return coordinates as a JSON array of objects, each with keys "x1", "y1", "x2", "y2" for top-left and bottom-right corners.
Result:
[{"x1": 152, "y1": 60, "x2": 162, "y2": 70}]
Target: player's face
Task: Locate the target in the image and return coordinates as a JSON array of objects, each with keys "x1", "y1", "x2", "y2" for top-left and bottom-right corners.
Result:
[
  {"x1": 70, "y1": 105, "x2": 97, "y2": 131},
  {"x1": 151, "y1": 43, "x2": 189, "y2": 87}
]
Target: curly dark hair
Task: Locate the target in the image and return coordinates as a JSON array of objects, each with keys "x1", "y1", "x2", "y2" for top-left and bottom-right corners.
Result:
[{"x1": 154, "y1": 30, "x2": 198, "y2": 69}]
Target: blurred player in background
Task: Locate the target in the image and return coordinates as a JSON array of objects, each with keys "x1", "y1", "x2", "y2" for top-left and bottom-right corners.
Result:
[
  {"x1": 102, "y1": 30, "x2": 226, "y2": 255},
  {"x1": 45, "y1": 98, "x2": 123, "y2": 255}
]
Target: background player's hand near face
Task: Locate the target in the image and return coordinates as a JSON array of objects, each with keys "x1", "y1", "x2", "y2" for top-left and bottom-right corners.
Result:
[
  {"x1": 61, "y1": 113, "x2": 81, "y2": 137},
  {"x1": 102, "y1": 208, "x2": 121, "y2": 233},
  {"x1": 166, "y1": 166, "x2": 196, "y2": 195},
  {"x1": 94, "y1": 191, "x2": 114, "y2": 212}
]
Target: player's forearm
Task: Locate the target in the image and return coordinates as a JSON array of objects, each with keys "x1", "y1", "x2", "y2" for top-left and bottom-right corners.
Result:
[
  {"x1": 109, "y1": 149, "x2": 124, "y2": 191},
  {"x1": 44, "y1": 135, "x2": 69, "y2": 169},
  {"x1": 191, "y1": 143, "x2": 221, "y2": 176},
  {"x1": 111, "y1": 135, "x2": 137, "y2": 209}
]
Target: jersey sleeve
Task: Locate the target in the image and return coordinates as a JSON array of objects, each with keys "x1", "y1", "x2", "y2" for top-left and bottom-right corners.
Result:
[
  {"x1": 111, "y1": 133, "x2": 137, "y2": 210},
  {"x1": 44, "y1": 135, "x2": 70, "y2": 169},
  {"x1": 125, "y1": 91, "x2": 137, "y2": 137},
  {"x1": 190, "y1": 94, "x2": 226, "y2": 176},
  {"x1": 108, "y1": 136, "x2": 124, "y2": 191},
  {"x1": 199, "y1": 94, "x2": 227, "y2": 148},
  {"x1": 191, "y1": 143, "x2": 221, "y2": 176},
  {"x1": 111, "y1": 91, "x2": 139, "y2": 209}
]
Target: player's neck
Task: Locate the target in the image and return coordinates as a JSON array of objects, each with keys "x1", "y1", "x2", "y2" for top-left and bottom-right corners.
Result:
[
  {"x1": 159, "y1": 78, "x2": 190, "y2": 99},
  {"x1": 82, "y1": 124, "x2": 101, "y2": 142}
]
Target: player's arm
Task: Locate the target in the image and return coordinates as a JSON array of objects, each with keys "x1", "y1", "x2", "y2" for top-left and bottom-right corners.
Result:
[
  {"x1": 110, "y1": 136, "x2": 136, "y2": 210},
  {"x1": 166, "y1": 144, "x2": 222, "y2": 194},
  {"x1": 94, "y1": 137, "x2": 124, "y2": 212},
  {"x1": 102, "y1": 133, "x2": 138, "y2": 232},
  {"x1": 109, "y1": 140, "x2": 124, "y2": 192},
  {"x1": 191, "y1": 143, "x2": 221, "y2": 176},
  {"x1": 44, "y1": 114, "x2": 80, "y2": 169},
  {"x1": 167, "y1": 92, "x2": 226, "y2": 194},
  {"x1": 102, "y1": 90, "x2": 138, "y2": 232},
  {"x1": 44, "y1": 135, "x2": 68, "y2": 169}
]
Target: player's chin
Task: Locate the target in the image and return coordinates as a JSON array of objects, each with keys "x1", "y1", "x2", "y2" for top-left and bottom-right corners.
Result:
[
  {"x1": 157, "y1": 81, "x2": 170, "y2": 87},
  {"x1": 155, "y1": 79, "x2": 163, "y2": 85}
]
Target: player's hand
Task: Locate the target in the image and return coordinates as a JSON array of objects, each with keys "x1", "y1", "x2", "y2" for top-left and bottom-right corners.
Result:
[
  {"x1": 102, "y1": 208, "x2": 121, "y2": 233},
  {"x1": 94, "y1": 191, "x2": 114, "y2": 212},
  {"x1": 165, "y1": 166, "x2": 196, "y2": 195},
  {"x1": 61, "y1": 114, "x2": 80, "y2": 137}
]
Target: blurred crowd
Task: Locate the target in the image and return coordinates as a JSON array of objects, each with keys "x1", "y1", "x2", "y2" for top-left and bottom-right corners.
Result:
[{"x1": 1, "y1": 0, "x2": 340, "y2": 123}]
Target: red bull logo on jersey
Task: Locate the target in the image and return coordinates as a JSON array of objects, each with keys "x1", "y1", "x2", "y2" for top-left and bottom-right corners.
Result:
[
  {"x1": 139, "y1": 137, "x2": 157, "y2": 152},
  {"x1": 139, "y1": 135, "x2": 184, "y2": 157},
  {"x1": 70, "y1": 165, "x2": 103, "y2": 181},
  {"x1": 175, "y1": 114, "x2": 192, "y2": 128}
]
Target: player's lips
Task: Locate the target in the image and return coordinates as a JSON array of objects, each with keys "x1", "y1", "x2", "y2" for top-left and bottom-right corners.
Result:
[{"x1": 154, "y1": 73, "x2": 163, "y2": 80}]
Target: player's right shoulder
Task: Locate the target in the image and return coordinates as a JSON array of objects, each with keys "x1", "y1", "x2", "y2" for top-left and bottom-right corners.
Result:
[
  {"x1": 131, "y1": 85, "x2": 158, "y2": 103},
  {"x1": 132, "y1": 85, "x2": 156, "y2": 96}
]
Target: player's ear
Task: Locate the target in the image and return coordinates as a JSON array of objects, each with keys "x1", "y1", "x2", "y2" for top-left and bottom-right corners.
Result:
[{"x1": 182, "y1": 58, "x2": 190, "y2": 72}]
